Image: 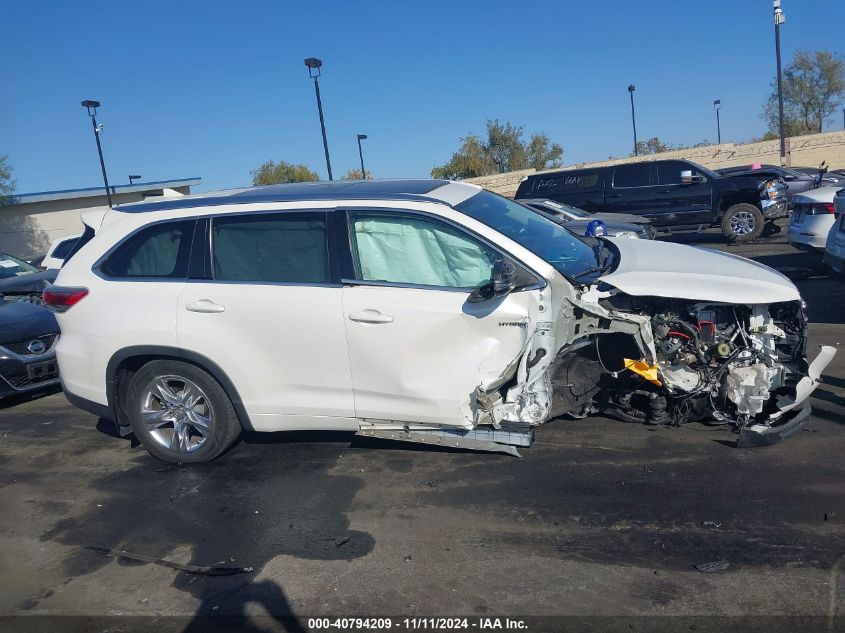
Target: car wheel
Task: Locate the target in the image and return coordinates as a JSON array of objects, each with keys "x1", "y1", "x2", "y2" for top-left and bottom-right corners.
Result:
[
  {"x1": 721, "y1": 204, "x2": 764, "y2": 242},
  {"x1": 127, "y1": 360, "x2": 241, "y2": 463}
]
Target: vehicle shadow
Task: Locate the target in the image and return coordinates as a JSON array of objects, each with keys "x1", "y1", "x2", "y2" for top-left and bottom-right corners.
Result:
[{"x1": 0, "y1": 385, "x2": 61, "y2": 410}]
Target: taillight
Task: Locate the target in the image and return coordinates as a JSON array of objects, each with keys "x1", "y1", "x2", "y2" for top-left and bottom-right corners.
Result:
[
  {"x1": 43, "y1": 287, "x2": 89, "y2": 312},
  {"x1": 822, "y1": 203, "x2": 835, "y2": 214}
]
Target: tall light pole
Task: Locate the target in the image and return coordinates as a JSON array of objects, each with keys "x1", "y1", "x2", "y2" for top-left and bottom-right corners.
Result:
[
  {"x1": 714, "y1": 100, "x2": 722, "y2": 144},
  {"x1": 773, "y1": 0, "x2": 787, "y2": 164},
  {"x1": 628, "y1": 85, "x2": 638, "y2": 156},
  {"x1": 356, "y1": 134, "x2": 368, "y2": 179},
  {"x1": 128, "y1": 174, "x2": 142, "y2": 185},
  {"x1": 81, "y1": 100, "x2": 113, "y2": 208},
  {"x1": 304, "y1": 57, "x2": 333, "y2": 181}
]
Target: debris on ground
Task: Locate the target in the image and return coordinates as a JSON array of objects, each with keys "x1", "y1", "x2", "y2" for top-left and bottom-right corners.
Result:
[
  {"x1": 701, "y1": 521, "x2": 722, "y2": 528},
  {"x1": 694, "y1": 560, "x2": 730, "y2": 573},
  {"x1": 335, "y1": 536, "x2": 350, "y2": 548},
  {"x1": 86, "y1": 546, "x2": 254, "y2": 576}
]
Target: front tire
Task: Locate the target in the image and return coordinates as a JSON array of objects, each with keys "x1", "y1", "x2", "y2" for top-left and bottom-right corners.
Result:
[
  {"x1": 721, "y1": 203, "x2": 764, "y2": 242},
  {"x1": 127, "y1": 360, "x2": 241, "y2": 463}
]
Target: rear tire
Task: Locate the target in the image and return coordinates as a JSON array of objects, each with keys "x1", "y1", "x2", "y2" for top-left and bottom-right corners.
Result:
[
  {"x1": 127, "y1": 360, "x2": 241, "y2": 463},
  {"x1": 721, "y1": 203, "x2": 764, "y2": 242}
]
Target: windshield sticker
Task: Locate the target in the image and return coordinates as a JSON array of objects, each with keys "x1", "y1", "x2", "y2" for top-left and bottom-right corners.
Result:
[{"x1": 0, "y1": 260, "x2": 20, "y2": 269}]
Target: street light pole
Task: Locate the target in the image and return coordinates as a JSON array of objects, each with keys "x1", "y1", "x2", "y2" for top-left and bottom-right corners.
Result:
[
  {"x1": 304, "y1": 57, "x2": 333, "y2": 181},
  {"x1": 714, "y1": 100, "x2": 722, "y2": 144},
  {"x1": 628, "y1": 85, "x2": 638, "y2": 156},
  {"x1": 357, "y1": 134, "x2": 368, "y2": 179},
  {"x1": 81, "y1": 100, "x2": 113, "y2": 208},
  {"x1": 773, "y1": 0, "x2": 787, "y2": 164}
]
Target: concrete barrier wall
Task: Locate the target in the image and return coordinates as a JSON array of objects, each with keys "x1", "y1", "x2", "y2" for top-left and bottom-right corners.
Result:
[{"x1": 466, "y1": 130, "x2": 845, "y2": 197}]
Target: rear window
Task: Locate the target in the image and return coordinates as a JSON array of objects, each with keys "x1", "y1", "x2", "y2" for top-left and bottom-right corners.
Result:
[
  {"x1": 525, "y1": 170, "x2": 604, "y2": 196},
  {"x1": 612, "y1": 164, "x2": 651, "y2": 188},
  {"x1": 100, "y1": 220, "x2": 195, "y2": 278}
]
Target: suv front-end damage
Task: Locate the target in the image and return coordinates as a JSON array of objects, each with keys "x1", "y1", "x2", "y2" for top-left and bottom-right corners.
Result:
[{"x1": 470, "y1": 265, "x2": 835, "y2": 450}]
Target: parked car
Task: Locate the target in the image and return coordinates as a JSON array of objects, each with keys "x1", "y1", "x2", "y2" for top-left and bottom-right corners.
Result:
[
  {"x1": 0, "y1": 251, "x2": 58, "y2": 304},
  {"x1": 0, "y1": 298, "x2": 61, "y2": 400},
  {"x1": 791, "y1": 166, "x2": 845, "y2": 188},
  {"x1": 516, "y1": 199, "x2": 655, "y2": 239},
  {"x1": 716, "y1": 163, "x2": 834, "y2": 203},
  {"x1": 823, "y1": 187, "x2": 845, "y2": 277},
  {"x1": 49, "y1": 180, "x2": 834, "y2": 463},
  {"x1": 515, "y1": 159, "x2": 788, "y2": 242},
  {"x1": 41, "y1": 233, "x2": 82, "y2": 270},
  {"x1": 787, "y1": 184, "x2": 843, "y2": 251}
]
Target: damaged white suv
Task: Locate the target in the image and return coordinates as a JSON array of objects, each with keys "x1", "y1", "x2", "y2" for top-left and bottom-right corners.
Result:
[{"x1": 47, "y1": 180, "x2": 835, "y2": 463}]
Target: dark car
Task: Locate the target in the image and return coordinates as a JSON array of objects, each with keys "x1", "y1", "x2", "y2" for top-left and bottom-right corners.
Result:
[
  {"x1": 515, "y1": 158, "x2": 788, "y2": 242},
  {"x1": 0, "y1": 299, "x2": 61, "y2": 400},
  {"x1": 791, "y1": 166, "x2": 845, "y2": 188},
  {"x1": 716, "y1": 164, "x2": 834, "y2": 202},
  {"x1": 0, "y1": 251, "x2": 58, "y2": 304},
  {"x1": 517, "y1": 199, "x2": 655, "y2": 239}
]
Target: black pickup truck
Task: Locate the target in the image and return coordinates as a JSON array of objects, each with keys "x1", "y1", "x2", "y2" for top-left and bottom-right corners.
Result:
[{"x1": 514, "y1": 158, "x2": 788, "y2": 242}]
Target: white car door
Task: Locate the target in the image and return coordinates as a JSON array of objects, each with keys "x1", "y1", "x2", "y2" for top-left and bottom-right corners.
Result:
[
  {"x1": 342, "y1": 210, "x2": 543, "y2": 428},
  {"x1": 176, "y1": 211, "x2": 355, "y2": 432}
]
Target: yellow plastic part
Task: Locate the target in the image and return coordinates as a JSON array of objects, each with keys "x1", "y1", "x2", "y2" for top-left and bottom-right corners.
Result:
[{"x1": 623, "y1": 358, "x2": 663, "y2": 387}]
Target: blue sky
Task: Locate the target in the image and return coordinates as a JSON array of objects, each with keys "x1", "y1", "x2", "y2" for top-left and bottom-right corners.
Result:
[{"x1": 2, "y1": 0, "x2": 843, "y2": 194}]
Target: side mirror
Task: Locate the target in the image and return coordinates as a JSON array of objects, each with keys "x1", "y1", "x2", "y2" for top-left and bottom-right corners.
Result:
[{"x1": 468, "y1": 258, "x2": 517, "y2": 303}]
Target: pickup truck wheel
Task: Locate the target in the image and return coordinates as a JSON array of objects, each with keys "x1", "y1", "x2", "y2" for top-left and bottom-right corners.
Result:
[
  {"x1": 721, "y1": 204, "x2": 764, "y2": 242},
  {"x1": 127, "y1": 360, "x2": 241, "y2": 463}
]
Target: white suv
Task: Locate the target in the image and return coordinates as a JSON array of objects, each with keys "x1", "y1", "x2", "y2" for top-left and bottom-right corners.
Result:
[{"x1": 47, "y1": 180, "x2": 834, "y2": 462}]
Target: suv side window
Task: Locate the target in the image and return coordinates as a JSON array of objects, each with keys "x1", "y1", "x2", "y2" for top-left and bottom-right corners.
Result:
[
  {"x1": 612, "y1": 163, "x2": 651, "y2": 188},
  {"x1": 657, "y1": 161, "x2": 703, "y2": 185},
  {"x1": 348, "y1": 212, "x2": 496, "y2": 289},
  {"x1": 211, "y1": 212, "x2": 330, "y2": 283},
  {"x1": 100, "y1": 220, "x2": 195, "y2": 278}
]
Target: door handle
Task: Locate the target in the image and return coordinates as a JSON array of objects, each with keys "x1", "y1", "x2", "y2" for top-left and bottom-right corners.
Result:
[
  {"x1": 348, "y1": 309, "x2": 393, "y2": 324},
  {"x1": 186, "y1": 299, "x2": 225, "y2": 314},
  {"x1": 608, "y1": 193, "x2": 623, "y2": 198},
  {"x1": 656, "y1": 189, "x2": 671, "y2": 194}
]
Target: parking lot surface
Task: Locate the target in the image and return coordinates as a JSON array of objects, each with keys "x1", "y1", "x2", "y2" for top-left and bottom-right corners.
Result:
[{"x1": 1, "y1": 226, "x2": 844, "y2": 631}]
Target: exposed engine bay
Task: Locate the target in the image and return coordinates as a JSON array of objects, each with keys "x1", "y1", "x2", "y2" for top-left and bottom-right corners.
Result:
[{"x1": 545, "y1": 294, "x2": 833, "y2": 446}]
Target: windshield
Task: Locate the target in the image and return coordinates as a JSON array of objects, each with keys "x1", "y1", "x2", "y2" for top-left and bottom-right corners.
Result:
[
  {"x1": 539, "y1": 199, "x2": 591, "y2": 219},
  {"x1": 454, "y1": 190, "x2": 600, "y2": 278},
  {"x1": 0, "y1": 251, "x2": 39, "y2": 279}
]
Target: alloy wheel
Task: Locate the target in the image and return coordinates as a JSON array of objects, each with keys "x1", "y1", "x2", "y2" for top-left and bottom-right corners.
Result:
[
  {"x1": 730, "y1": 211, "x2": 756, "y2": 235},
  {"x1": 139, "y1": 375, "x2": 214, "y2": 453}
]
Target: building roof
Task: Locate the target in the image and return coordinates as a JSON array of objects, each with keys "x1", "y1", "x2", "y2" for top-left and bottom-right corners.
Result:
[
  {"x1": 115, "y1": 179, "x2": 473, "y2": 213},
  {"x1": 8, "y1": 178, "x2": 202, "y2": 205}
]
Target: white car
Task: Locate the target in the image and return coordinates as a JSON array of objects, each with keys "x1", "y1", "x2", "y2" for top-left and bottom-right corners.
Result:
[
  {"x1": 46, "y1": 180, "x2": 835, "y2": 463},
  {"x1": 41, "y1": 234, "x2": 82, "y2": 270},
  {"x1": 787, "y1": 186, "x2": 840, "y2": 251},
  {"x1": 824, "y1": 187, "x2": 845, "y2": 276}
]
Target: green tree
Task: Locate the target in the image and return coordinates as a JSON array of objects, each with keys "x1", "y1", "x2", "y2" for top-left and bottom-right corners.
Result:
[
  {"x1": 762, "y1": 50, "x2": 845, "y2": 136},
  {"x1": 251, "y1": 160, "x2": 320, "y2": 185},
  {"x1": 0, "y1": 155, "x2": 15, "y2": 205},
  {"x1": 631, "y1": 137, "x2": 673, "y2": 156},
  {"x1": 342, "y1": 168, "x2": 373, "y2": 180},
  {"x1": 431, "y1": 120, "x2": 563, "y2": 179}
]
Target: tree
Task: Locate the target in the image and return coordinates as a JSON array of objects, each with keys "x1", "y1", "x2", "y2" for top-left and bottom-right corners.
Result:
[
  {"x1": 631, "y1": 137, "x2": 673, "y2": 156},
  {"x1": 0, "y1": 155, "x2": 15, "y2": 205},
  {"x1": 762, "y1": 50, "x2": 845, "y2": 137},
  {"x1": 431, "y1": 120, "x2": 563, "y2": 179},
  {"x1": 251, "y1": 160, "x2": 319, "y2": 185},
  {"x1": 342, "y1": 169, "x2": 373, "y2": 180}
]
